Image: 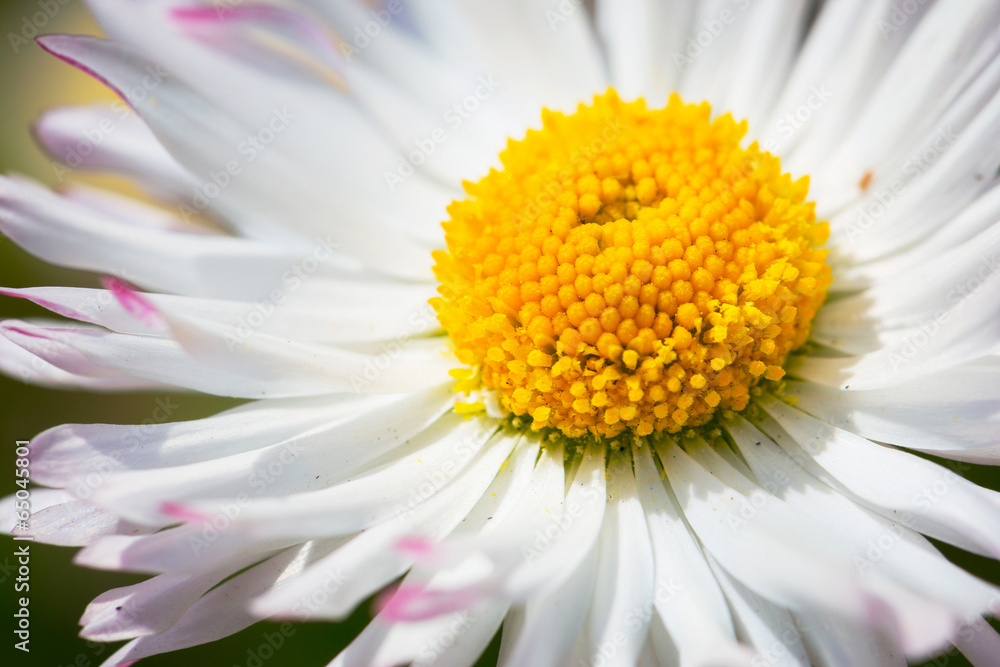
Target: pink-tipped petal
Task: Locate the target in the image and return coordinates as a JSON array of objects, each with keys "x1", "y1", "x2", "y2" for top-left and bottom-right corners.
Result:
[
  {"x1": 394, "y1": 536, "x2": 436, "y2": 558},
  {"x1": 4, "y1": 324, "x2": 52, "y2": 340},
  {"x1": 371, "y1": 581, "x2": 402, "y2": 616},
  {"x1": 159, "y1": 502, "x2": 206, "y2": 523},
  {"x1": 170, "y1": 3, "x2": 342, "y2": 70},
  {"x1": 381, "y1": 585, "x2": 483, "y2": 622},
  {"x1": 170, "y1": 6, "x2": 228, "y2": 22},
  {"x1": 171, "y1": 5, "x2": 307, "y2": 25},
  {"x1": 0, "y1": 287, "x2": 84, "y2": 320},
  {"x1": 102, "y1": 276, "x2": 164, "y2": 329},
  {"x1": 35, "y1": 35, "x2": 136, "y2": 113}
]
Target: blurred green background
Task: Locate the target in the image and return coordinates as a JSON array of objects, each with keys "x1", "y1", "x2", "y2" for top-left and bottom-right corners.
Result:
[{"x1": 0, "y1": 1, "x2": 995, "y2": 666}]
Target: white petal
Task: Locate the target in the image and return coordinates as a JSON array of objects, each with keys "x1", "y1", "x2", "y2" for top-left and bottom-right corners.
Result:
[
  {"x1": 810, "y1": 0, "x2": 1000, "y2": 208},
  {"x1": 405, "y1": 0, "x2": 606, "y2": 120},
  {"x1": 250, "y1": 431, "x2": 517, "y2": 621},
  {"x1": 793, "y1": 611, "x2": 906, "y2": 667},
  {"x1": 676, "y1": 0, "x2": 758, "y2": 114},
  {"x1": 375, "y1": 601, "x2": 505, "y2": 667},
  {"x1": 784, "y1": 360, "x2": 1000, "y2": 461},
  {"x1": 37, "y1": 32, "x2": 436, "y2": 278},
  {"x1": 827, "y1": 185, "x2": 1000, "y2": 294},
  {"x1": 595, "y1": 0, "x2": 692, "y2": 102},
  {"x1": 726, "y1": 417, "x2": 1000, "y2": 654},
  {"x1": 30, "y1": 392, "x2": 392, "y2": 481},
  {"x1": 584, "y1": 451, "x2": 655, "y2": 667},
  {"x1": 0, "y1": 332, "x2": 160, "y2": 390},
  {"x1": 829, "y1": 85, "x2": 1000, "y2": 264},
  {"x1": 657, "y1": 438, "x2": 878, "y2": 623},
  {"x1": 325, "y1": 618, "x2": 391, "y2": 667},
  {"x1": 298, "y1": 0, "x2": 475, "y2": 111},
  {"x1": 767, "y1": 0, "x2": 898, "y2": 161},
  {"x1": 759, "y1": 394, "x2": 1000, "y2": 558},
  {"x1": 721, "y1": 0, "x2": 811, "y2": 132},
  {"x1": 17, "y1": 498, "x2": 153, "y2": 546},
  {"x1": 90, "y1": 0, "x2": 460, "y2": 244},
  {"x1": 98, "y1": 539, "x2": 345, "y2": 665},
  {"x1": 707, "y1": 558, "x2": 810, "y2": 667},
  {"x1": 0, "y1": 176, "x2": 338, "y2": 300},
  {"x1": 77, "y1": 388, "x2": 456, "y2": 523},
  {"x1": 329, "y1": 440, "x2": 538, "y2": 666},
  {"x1": 80, "y1": 545, "x2": 267, "y2": 642},
  {"x1": 632, "y1": 441, "x2": 753, "y2": 666},
  {"x1": 1, "y1": 319, "x2": 450, "y2": 398},
  {"x1": 498, "y1": 541, "x2": 600, "y2": 667},
  {"x1": 2, "y1": 282, "x2": 440, "y2": 344},
  {"x1": 380, "y1": 440, "x2": 567, "y2": 617},
  {"x1": 790, "y1": 271, "x2": 1000, "y2": 390},
  {"x1": 157, "y1": 306, "x2": 453, "y2": 396},
  {"x1": 499, "y1": 442, "x2": 607, "y2": 600},
  {"x1": 181, "y1": 414, "x2": 499, "y2": 540},
  {"x1": 34, "y1": 104, "x2": 194, "y2": 200},
  {"x1": 74, "y1": 523, "x2": 297, "y2": 576},
  {"x1": 954, "y1": 617, "x2": 1000, "y2": 667},
  {"x1": 170, "y1": 4, "x2": 485, "y2": 204},
  {"x1": 62, "y1": 184, "x2": 214, "y2": 234}
]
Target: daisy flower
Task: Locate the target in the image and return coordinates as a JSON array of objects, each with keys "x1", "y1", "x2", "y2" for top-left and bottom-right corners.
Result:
[{"x1": 5, "y1": 0, "x2": 1000, "y2": 665}]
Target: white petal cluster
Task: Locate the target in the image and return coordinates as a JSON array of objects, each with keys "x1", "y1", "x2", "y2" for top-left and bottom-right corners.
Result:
[{"x1": 3, "y1": 1, "x2": 1000, "y2": 666}]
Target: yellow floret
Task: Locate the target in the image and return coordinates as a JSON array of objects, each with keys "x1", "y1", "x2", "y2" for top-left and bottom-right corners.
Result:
[{"x1": 433, "y1": 91, "x2": 830, "y2": 439}]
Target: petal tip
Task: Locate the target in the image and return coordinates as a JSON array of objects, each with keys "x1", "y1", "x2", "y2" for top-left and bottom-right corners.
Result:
[
  {"x1": 160, "y1": 501, "x2": 204, "y2": 523},
  {"x1": 102, "y1": 277, "x2": 164, "y2": 329}
]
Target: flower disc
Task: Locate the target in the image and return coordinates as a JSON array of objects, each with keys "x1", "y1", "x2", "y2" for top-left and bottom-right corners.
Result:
[{"x1": 434, "y1": 91, "x2": 832, "y2": 439}]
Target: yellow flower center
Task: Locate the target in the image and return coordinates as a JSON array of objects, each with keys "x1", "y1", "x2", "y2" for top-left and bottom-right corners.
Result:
[{"x1": 433, "y1": 91, "x2": 831, "y2": 439}]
